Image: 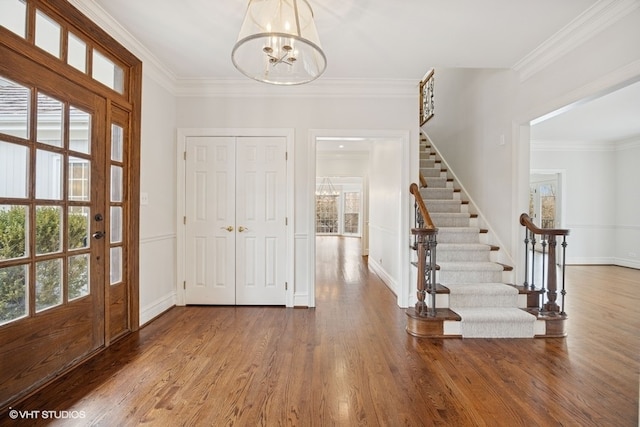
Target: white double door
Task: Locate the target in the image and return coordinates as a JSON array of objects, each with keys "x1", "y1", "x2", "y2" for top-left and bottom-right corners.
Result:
[{"x1": 185, "y1": 136, "x2": 287, "y2": 305}]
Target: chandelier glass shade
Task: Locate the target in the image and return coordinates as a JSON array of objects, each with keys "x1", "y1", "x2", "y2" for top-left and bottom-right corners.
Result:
[{"x1": 232, "y1": 0, "x2": 327, "y2": 85}]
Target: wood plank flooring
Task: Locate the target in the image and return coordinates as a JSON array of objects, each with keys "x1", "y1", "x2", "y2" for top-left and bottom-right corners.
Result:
[{"x1": 2, "y1": 236, "x2": 638, "y2": 426}]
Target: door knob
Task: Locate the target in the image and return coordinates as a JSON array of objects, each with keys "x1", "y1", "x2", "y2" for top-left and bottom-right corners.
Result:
[
  {"x1": 220, "y1": 226, "x2": 234, "y2": 232},
  {"x1": 92, "y1": 231, "x2": 105, "y2": 239},
  {"x1": 238, "y1": 226, "x2": 249, "y2": 232}
]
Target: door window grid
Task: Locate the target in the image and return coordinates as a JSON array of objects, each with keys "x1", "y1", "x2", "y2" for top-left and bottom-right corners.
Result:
[
  {"x1": 1, "y1": 2, "x2": 126, "y2": 95},
  {"x1": 0, "y1": 83, "x2": 93, "y2": 325}
]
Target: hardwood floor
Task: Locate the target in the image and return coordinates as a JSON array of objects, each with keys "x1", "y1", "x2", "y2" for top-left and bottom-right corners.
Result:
[{"x1": 2, "y1": 236, "x2": 638, "y2": 426}]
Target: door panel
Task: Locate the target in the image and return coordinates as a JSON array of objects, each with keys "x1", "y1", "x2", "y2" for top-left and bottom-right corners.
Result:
[
  {"x1": 0, "y1": 48, "x2": 107, "y2": 407},
  {"x1": 184, "y1": 136, "x2": 287, "y2": 305},
  {"x1": 185, "y1": 137, "x2": 236, "y2": 304},
  {"x1": 235, "y1": 137, "x2": 287, "y2": 305}
]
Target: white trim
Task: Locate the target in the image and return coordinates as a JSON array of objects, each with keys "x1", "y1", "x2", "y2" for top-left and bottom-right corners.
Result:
[
  {"x1": 140, "y1": 233, "x2": 176, "y2": 245},
  {"x1": 140, "y1": 292, "x2": 176, "y2": 326},
  {"x1": 175, "y1": 128, "x2": 296, "y2": 307},
  {"x1": 513, "y1": 0, "x2": 640, "y2": 81},
  {"x1": 174, "y1": 78, "x2": 417, "y2": 99},
  {"x1": 531, "y1": 140, "x2": 617, "y2": 152},
  {"x1": 308, "y1": 128, "x2": 412, "y2": 309},
  {"x1": 368, "y1": 258, "x2": 398, "y2": 296},
  {"x1": 68, "y1": 0, "x2": 177, "y2": 94},
  {"x1": 615, "y1": 138, "x2": 640, "y2": 151},
  {"x1": 522, "y1": 59, "x2": 640, "y2": 125}
]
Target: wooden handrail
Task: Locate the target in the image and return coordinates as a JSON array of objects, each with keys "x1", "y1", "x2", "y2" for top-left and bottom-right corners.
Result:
[
  {"x1": 410, "y1": 183, "x2": 435, "y2": 229},
  {"x1": 419, "y1": 172, "x2": 428, "y2": 188},
  {"x1": 519, "y1": 213, "x2": 569, "y2": 237}
]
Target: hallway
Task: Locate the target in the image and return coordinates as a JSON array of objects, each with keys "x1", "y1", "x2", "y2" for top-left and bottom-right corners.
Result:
[{"x1": 3, "y1": 237, "x2": 639, "y2": 426}]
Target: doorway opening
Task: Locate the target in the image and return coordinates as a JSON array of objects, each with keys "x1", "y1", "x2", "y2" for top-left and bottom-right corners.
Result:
[{"x1": 309, "y1": 130, "x2": 411, "y2": 309}]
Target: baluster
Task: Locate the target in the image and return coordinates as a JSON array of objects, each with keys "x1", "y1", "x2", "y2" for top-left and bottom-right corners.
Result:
[
  {"x1": 530, "y1": 232, "x2": 537, "y2": 291},
  {"x1": 415, "y1": 232, "x2": 427, "y2": 316},
  {"x1": 540, "y1": 236, "x2": 547, "y2": 314},
  {"x1": 560, "y1": 236, "x2": 568, "y2": 316},
  {"x1": 428, "y1": 233, "x2": 437, "y2": 316},
  {"x1": 523, "y1": 229, "x2": 530, "y2": 288},
  {"x1": 544, "y1": 235, "x2": 559, "y2": 314}
]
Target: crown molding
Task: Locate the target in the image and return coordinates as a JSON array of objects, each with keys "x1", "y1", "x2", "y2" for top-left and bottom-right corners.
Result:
[
  {"x1": 615, "y1": 137, "x2": 640, "y2": 151},
  {"x1": 513, "y1": 0, "x2": 640, "y2": 82},
  {"x1": 67, "y1": 0, "x2": 178, "y2": 94},
  {"x1": 173, "y1": 77, "x2": 418, "y2": 98},
  {"x1": 531, "y1": 140, "x2": 617, "y2": 152}
]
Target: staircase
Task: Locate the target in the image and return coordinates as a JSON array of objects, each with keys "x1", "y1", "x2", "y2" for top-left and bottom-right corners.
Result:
[{"x1": 407, "y1": 134, "x2": 566, "y2": 338}]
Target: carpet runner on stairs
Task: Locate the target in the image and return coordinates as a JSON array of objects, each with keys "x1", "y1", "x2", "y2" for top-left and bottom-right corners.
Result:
[{"x1": 418, "y1": 148, "x2": 537, "y2": 338}]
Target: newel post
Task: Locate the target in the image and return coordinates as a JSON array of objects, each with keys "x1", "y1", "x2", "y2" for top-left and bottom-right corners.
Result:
[{"x1": 543, "y1": 235, "x2": 560, "y2": 314}]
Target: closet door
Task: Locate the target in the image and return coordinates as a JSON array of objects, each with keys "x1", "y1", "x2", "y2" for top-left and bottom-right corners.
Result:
[
  {"x1": 235, "y1": 137, "x2": 287, "y2": 305},
  {"x1": 184, "y1": 136, "x2": 287, "y2": 305},
  {"x1": 185, "y1": 137, "x2": 236, "y2": 304}
]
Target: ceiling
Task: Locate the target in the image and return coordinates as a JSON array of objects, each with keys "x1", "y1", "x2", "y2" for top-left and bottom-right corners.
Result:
[
  {"x1": 91, "y1": 0, "x2": 598, "y2": 81},
  {"x1": 88, "y1": 0, "x2": 639, "y2": 144}
]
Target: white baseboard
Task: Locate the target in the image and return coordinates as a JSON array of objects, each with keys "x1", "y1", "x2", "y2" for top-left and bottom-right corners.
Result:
[
  {"x1": 567, "y1": 257, "x2": 640, "y2": 270},
  {"x1": 140, "y1": 292, "x2": 176, "y2": 326},
  {"x1": 368, "y1": 258, "x2": 398, "y2": 296}
]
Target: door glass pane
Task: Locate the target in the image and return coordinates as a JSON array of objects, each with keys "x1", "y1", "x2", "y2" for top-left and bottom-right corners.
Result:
[
  {"x1": 0, "y1": 205, "x2": 28, "y2": 260},
  {"x1": 0, "y1": 141, "x2": 28, "y2": 198},
  {"x1": 344, "y1": 192, "x2": 360, "y2": 234},
  {"x1": 69, "y1": 105, "x2": 91, "y2": 154},
  {"x1": 110, "y1": 246, "x2": 122, "y2": 285},
  {"x1": 111, "y1": 124, "x2": 123, "y2": 161},
  {"x1": 35, "y1": 205, "x2": 62, "y2": 255},
  {"x1": 35, "y1": 258, "x2": 62, "y2": 312},
  {"x1": 69, "y1": 206, "x2": 89, "y2": 250},
  {"x1": 35, "y1": 10, "x2": 61, "y2": 58},
  {"x1": 0, "y1": 264, "x2": 28, "y2": 325},
  {"x1": 110, "y1": 206, "x2": 122, "y2": 243},
  {"x1": 37, "y1": 92, "x2": 63, "y2": 147},
  {"x1": 67, "y1": 32, "x2": 86, "y2": 73},
  {"x1": 0, "y1": 77, "x2": 30, "y2": 139},
  {"x1": 36, "y1": 149, "x2": 62, "y2": 200},
  {"x1": 92, "y1": 50, "x2": 124, "y2": 94},
  {"x1": 0, "y1": 0, "x2": 26, "y2": 37},
  {"x1": 68, "y1": 254, "x2": 89, "y2": 300},
  {"x1": 111, "y1": 165, "x2": 123, "y2": 202},
  {"x1": 68, "y1": 157, "x2": 90, "y2": 201},
  {"x1": 316, "y1": 195, "x2": 338, "y2": 234}
]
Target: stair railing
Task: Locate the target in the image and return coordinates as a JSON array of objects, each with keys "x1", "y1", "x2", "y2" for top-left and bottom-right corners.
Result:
[
  {"x1": 410, "y1": 183, "x2": 438, "y2": 316},
  {"x1": 519, "y1": 213, "x2": 570, "y2": 316}
]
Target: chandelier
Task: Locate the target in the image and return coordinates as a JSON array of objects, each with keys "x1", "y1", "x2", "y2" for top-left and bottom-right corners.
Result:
[
  {"x1": 232, "y1": 0, "x2": 327, "y2": 85},
  {"x1": 316, "y1": 177, "x2": 339, "y2": 196}
]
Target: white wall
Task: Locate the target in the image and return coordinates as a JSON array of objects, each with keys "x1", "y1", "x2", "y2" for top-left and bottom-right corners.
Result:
[
  {"x1": 176, "y1": 94, "x2": 417, "y2": 306},
  {"x1": 138, "y1": 74, "x2": 178, "y2": 325},
  {"x1": 368, "y1": 139, "x2": 403, "y2": 295},
  {"x1": 530, "y1": 141, "x2": 617, "y2": 264},
  {"x1": 614, "y1": 140, "x2": 640, "y2": 268}
]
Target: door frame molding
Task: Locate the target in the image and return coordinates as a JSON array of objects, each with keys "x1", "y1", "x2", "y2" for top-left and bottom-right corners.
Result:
[{"x1": 176, "y1": 128, "x2": 296, "y2": 307}]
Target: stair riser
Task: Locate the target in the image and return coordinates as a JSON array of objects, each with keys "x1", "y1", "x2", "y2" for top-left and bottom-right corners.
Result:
[
  {"x1": 438, "y1": 270, "x2": 503, "y2": 284},
  {"x1": 423, "y1": 177, "x2": 448, "y2": 188},
  {"x1": 424, "y1": 201, "x2": 462, "y2": 213},
  {"x1": 421, "y1": 168, "x2": 443, "y2": 177},
  {"x1": 437, "y1": 250, "x2": 490, "y2": 262},
  {"x1": 436, "y1": 230, "x2": 480, "y2": 244},
  {"x1": 432, "y1": 217, "x2": 470, "y2": 227},
  {"x1": 420, "y1": 188, "x2": 453, "y2": 200}
]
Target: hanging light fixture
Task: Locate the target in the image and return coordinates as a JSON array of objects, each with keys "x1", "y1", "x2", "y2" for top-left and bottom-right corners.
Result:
[
  {"x1": 316, "y1": 177, "x2": 339, "y2": 196},
  {"x1": 232, "y1": 0, "x2": 327, "y2": 85}
]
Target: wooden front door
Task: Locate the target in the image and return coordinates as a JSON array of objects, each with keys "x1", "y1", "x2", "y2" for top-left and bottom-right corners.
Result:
[
  {"x1": 184, "y1": 136, "x2": 287, "y2": 305},
  {"x1": 0, "y1": 47, "x2": 107, "y2": 406}
]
